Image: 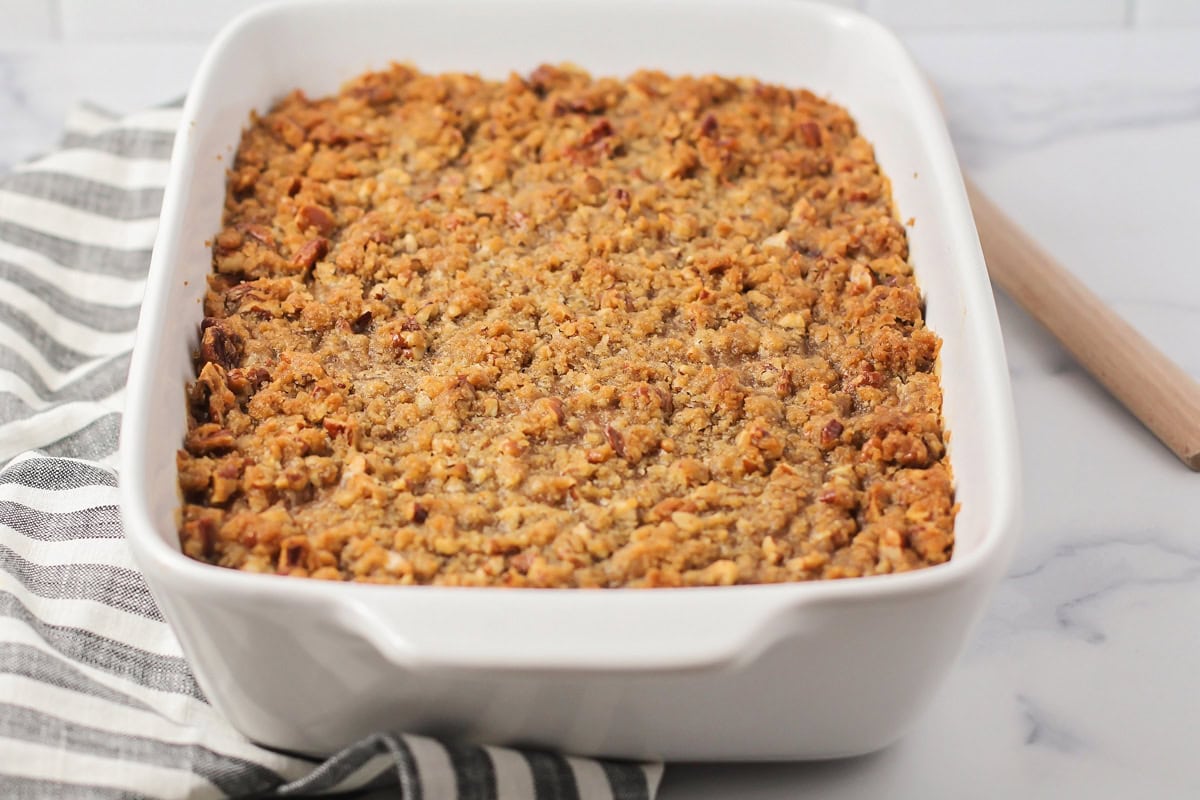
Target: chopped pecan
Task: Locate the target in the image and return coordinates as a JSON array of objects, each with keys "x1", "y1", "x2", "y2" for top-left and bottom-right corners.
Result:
[
  {"x1": 510, "y1": 550, "x2": 535, "y2": 573},
  {"x1": 527, "y1": 64, "x2": 564, "y2": 95},
  {"x1": 229, "y1": 167, "x2": 259, "y2": 198},
  {"x1": 654, "y1": 386, "x2": 675, "y2": 418},
  {"x1": 775, "y1": 369, "x2": 794, "y2": 399},
  {"x1": 411, "y1": 502, "x2": 428, "y2": 524},
  {"x1": 297, "y1": 204, "x2": 336, "y2": 236},
  {"x1": 743, "y1": 423, "x2": 784, "y2": 460},
  {"x1": 799, "y1": 121, "x2": 822, "y2": 147},
  {"x1": 664, "y1": 142, "x2": 699, "y2": 179},
  {"x1": 604, "y1": 424, "x2": 626, "y2": 459},
  {"x1": 390, "y1": 326, "x2": 428, "y2": 359},
  {"x1": 177, "y1": 452, "x2": 212, "y2": 497},
  {"x1": 700, "y1": 113, "x2": 719, "y2": 139},
  {"x1": 291, "y1": 238, "x2": 329, "y2": 270},
  {"x1": 185, "y1": 423, "x2": 236, "y2": 454},
  {"x1": 226, "y1": 366, "x2": 270, "y2": 395},
  {"x1": 309, "y1": 123, "x2": 343, "y2": 145},
  {"x1": 215, "y1": 457, "x2": 241, "y2": 479},
  {"x1": 553, "y1": 93, "x2": 605, "y2": 115},
  {"x1": 820, "y1": 418, "x2": 844, "y2": 448},
  {"x1": 198, "y1": 318, "x2": 243, "y2": 370},
  {"x1": 240, "y1": 223, "x2": 276, "y2": 247},
  {"x1": 848, "y1": 263, "x2": 877, "y2": 294},
  {"x1": 278, "y1": 535, "x2": 310, "y2": 571},
  {"x1": 856, "y1": 366, "x2": 885, "y2": 388},
  {"x1": 189, "y1": 362, "x2": 236, "y2": 425},
  {"x1": 222, "y1": 283, "x2": 264, "y2": 315},
  {"x1": 322, "y1": 416, "x2": 352, "y2": 439},
  {"x1": 210, "y1": 458, "x2": 243, "y2": 504},
  {"x1": 582, "y1": 118, "x2": 613, "y2": 148},
  {"x1": 349, "y1": 82, "x2": 396, "y2": 106},
  {"x1": 187, "y1": 380, "x2": 211, "y2": 424},
  {"x1": 180, "y1": 507, "x2": 221, "y2": 560},
  {"x1": 351, "y1": 310, "x2": 373, "y2": 334}
]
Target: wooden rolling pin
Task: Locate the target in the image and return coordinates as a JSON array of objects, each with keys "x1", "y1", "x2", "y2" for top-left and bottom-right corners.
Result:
[{"x1": 965, "y1": 177, "x2": 1200, "y2": 471}]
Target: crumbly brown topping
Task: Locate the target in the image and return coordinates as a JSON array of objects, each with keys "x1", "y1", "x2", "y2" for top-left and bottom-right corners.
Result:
[{"x1": 177, "y1": 64, "x2": 955, "y2": 587}]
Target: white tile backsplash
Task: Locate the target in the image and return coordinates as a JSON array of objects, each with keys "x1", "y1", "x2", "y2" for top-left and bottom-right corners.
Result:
[
  {"x1": 1135, "y1": 0, "x2": 1200, "y2": 24},
  {"x1": 0, "y1": 0, "x2": 57, "y2": 44},
  {"x1": 33, "y1": 0, "x2": 1200, "y2": 42},
  {"x1": 865, "y1": 0, "x2": 1129, "y2": 29}
]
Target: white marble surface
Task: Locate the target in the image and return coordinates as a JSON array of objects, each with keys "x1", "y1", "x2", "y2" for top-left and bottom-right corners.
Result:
[{"x1": 2, "y1": 26, "x2": 1198, "y2": 800}]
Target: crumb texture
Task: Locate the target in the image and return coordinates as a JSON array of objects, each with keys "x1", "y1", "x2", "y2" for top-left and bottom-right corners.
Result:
[{"x1": 178, "y1": 64, "x2": 955, "y2": 587}]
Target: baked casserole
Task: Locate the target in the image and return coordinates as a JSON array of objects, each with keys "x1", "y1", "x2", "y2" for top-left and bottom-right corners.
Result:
[{"x1": 177, "y1": 64, "x2": 955, "y2": 587}]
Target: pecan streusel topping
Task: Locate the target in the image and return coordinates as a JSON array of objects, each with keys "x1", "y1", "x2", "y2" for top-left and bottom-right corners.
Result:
[{"x1": 178, "y1": 64, "x2": 955, "y2": 587}]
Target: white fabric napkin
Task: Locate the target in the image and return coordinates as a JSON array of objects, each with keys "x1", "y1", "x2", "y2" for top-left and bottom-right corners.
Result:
[{"x1": 0, "y1": 103, "x2": 663, "y2": 800}]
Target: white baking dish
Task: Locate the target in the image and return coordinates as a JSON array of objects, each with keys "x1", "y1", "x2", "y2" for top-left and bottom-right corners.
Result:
[{"x1": 119, "y1": 0, "x2": 1020, "y2": 760}]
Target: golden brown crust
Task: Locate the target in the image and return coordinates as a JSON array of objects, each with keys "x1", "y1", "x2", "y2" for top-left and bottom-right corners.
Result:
[{"x1": 177, "y1": 64, "x2": 955, "y2": 587}]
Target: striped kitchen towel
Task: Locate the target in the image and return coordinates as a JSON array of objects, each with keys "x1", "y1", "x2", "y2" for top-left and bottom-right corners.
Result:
[{"x1": 0, "y1": 104, "x2": 664, "y2": 799}]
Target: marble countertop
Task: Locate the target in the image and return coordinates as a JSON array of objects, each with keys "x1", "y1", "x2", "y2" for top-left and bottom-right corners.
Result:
[{"x1": 3, "y1": 26, "x2": 1198, "y2": 800}]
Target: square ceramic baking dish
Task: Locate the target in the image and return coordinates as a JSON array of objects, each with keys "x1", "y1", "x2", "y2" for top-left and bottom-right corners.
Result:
[{"x1": 119, "y1": 0, "x2": 1020, "y2": 760}]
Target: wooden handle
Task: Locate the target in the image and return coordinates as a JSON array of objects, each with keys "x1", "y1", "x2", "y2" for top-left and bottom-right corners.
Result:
[{"x1": 965, "y1": 176, "x2": 1200, "y2": 471}]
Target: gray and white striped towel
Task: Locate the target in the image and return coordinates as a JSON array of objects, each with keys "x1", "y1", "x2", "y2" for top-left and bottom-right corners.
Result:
[{"x1": 0, "y1": 104, "x2": 664, "y2": 799}]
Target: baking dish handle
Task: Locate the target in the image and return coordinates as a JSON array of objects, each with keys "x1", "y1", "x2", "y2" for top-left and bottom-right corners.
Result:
[{"x1": 334, "y1": 589, "x2": 808, "y2": 674}]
